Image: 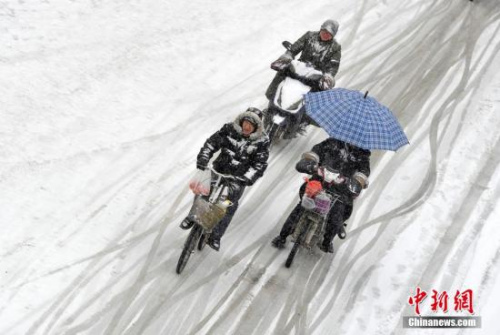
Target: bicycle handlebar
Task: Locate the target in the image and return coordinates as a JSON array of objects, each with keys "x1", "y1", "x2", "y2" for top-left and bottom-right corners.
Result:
[{"x1": 209, "y1": 166, "x2": 239, "y2": 181}]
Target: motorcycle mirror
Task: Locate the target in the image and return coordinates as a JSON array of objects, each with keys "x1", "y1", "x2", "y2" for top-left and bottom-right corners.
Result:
[{"x1": 282, "y1": 41, "x2": 292, "y2": 50}]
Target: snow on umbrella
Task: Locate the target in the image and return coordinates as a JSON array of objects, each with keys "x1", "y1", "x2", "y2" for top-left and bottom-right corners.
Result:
[{"x1": 304, "y1": 88, "x2": 409, "y2": 151}]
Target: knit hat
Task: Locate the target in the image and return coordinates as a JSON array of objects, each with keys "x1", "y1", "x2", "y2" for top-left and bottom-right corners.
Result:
[{"x1": 320, "y1": 19, "x2": 339, "y2": 37}]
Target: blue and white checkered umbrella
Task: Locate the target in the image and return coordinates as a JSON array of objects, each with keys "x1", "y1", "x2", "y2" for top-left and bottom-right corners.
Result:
[{"x1": 305, "y1": 88, "x2": 409, "y2": 151}]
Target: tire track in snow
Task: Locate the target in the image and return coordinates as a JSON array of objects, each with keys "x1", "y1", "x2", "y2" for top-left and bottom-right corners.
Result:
[
  {"x1": 13, "y1": 173, "x2": 190, "y2": 333},
  {"x1": 143, "y1": 1, "x2": 498, "y2": 334},
  {"x1": 300, "y1": 3, "x2": 500, "y2": 333},
  {"x1": 6, "y1": 154, "x2": 190, "y2": 287},
  {"x1": 64, "y1": 127, "x2": 302, "y2": 334},
  {"x1": 6, "y1": 1, "x2": 500, "y2": 334},
  {"x1": 434, "y1": 133, "x2": 500, "y2": 292},
  {"x1": 177, "y1": 1, "x2": 492, "y2": 334},
  {"x1": 42, "y1": 138, "x2": 300, "y2": 334},
  {"x1": 1, "y1": 151, "x2": 177, "y2": 326},
  {"x1": 22, "y1": 186, "x2": 187, "y2": 334},
  {"x1": 102, "y1": 186, "x2": 189, "y2": 334},
  {"x1": 113, "y1": 137, "x2": 315, "y2": 334}
]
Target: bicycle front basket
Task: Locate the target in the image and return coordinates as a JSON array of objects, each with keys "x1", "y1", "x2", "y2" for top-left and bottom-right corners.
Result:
[{"x1": 190, "y1": 197, "x2": 227, "y2": 231}]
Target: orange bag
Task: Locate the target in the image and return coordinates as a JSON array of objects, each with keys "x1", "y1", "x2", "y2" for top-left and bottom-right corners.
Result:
[{"x1": 305, "y1": 180, "x2": 323, "y2": 198}]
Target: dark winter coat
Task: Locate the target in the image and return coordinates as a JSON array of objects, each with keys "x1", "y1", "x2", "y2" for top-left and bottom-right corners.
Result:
[
  {"x1": 288, "y1": 31, "x2": 341, "y2": 77},
  {"x1": 278, "y1": 138, "x2": 370, "y2": 239},
  {"x1": 196, "y1": 112, "x2": 270, "y2": 186},
  {"x1": 266, "y1": 31, "x2": 342, "y2": 100},
  {"x1": 297, "y1": 138, "x2": 370, "y2": 205}
]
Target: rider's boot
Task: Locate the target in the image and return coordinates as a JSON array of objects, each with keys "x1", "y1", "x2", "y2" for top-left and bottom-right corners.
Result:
[
  {"x1": 180, "y1": 217, "x2": 195, "y2": 230},
  {"x1": 337, "y1": 223, "x2": 347, "y2": 240},
  {"x1": 271, "y1": 235, "x2": 287, "y2": 249},
  {"x1": 272, "y1": 203, "x2": 302, "y2": 249},
  {"x1": 319, "y1": 239, "x2": 334, "y2": 253},
  {"x1": 208, "y1": 236, "x2": 221, "y2": 251},
  {"x1": 319, "y1": 228, "x2": 335, "y2": 253}
]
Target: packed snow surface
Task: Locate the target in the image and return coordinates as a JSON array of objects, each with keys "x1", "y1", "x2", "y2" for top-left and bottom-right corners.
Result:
[{"x1": 1, "y1": 0, "x2": 500, "y2": 334}]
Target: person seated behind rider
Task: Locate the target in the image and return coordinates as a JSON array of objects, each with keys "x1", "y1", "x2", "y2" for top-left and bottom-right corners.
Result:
[
  {"x1": 180, "y1": 108, "x2": 270, "y2": 251},
  {"x1": 271, "y1": 137, "x2": 370, "y2": 253},
  {"x1": 266, "y1": 19, "x2": 342, "y2": 102}
]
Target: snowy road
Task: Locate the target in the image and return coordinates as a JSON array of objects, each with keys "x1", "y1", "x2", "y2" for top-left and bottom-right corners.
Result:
[{"x1": 1, "y1": 0, "x2": 500, "y2": 334}]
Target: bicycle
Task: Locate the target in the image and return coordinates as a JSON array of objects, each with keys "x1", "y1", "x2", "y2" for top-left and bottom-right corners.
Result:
[{"x1": 176, "y1": 168, "x2": 235, "y2": 274}]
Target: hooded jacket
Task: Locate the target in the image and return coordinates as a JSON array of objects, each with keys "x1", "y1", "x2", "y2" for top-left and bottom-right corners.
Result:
[{"x1": 196, "y1": 111, "x2": 270, "y2": 185}]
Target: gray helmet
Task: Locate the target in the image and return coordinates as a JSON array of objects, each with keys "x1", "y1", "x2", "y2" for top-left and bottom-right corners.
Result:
[{"x1": 320, "y1": 19, "x2": 339, "y2": 37}]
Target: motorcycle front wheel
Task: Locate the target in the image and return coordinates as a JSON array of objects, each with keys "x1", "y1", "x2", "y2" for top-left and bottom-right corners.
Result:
[{"x1": 285, "y1": 218, "x2": 311, "y2": 268}]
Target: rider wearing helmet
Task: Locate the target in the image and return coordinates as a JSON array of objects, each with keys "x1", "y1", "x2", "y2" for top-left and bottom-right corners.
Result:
[{"x1": 266, "y1": 19, "x2": 342, "y2": 101}]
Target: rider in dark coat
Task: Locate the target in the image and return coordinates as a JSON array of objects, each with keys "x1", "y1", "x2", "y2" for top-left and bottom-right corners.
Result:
[
  {"x1": 196, "y1": 110, "x2": 269, "y2": 184},
  {"x1": 272, "y1": 138, "x2": 370, "y2": 253},
  {"x1": 181, "y1": 108, "x2": 270, "y2": 251},
  {"x1": 265, "y1": 19, "x2": 342, "y2": 101}
]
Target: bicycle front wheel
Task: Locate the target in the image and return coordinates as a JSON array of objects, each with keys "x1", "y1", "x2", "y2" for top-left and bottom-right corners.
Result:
[{"x1": 176, "y1": 225, "x2": 203, "y2": 274}]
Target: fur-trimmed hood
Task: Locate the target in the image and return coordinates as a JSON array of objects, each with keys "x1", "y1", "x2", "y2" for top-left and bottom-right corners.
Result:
[{"x1": 232, "y1": 111, "x2": 266, "y2": 141}]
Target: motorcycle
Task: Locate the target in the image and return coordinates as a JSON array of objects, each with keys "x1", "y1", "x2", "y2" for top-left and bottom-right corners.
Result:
[
  {"x1": 264, "y1": 41, "x2": 329, "y2": 144},
  {"x1": 285, "y1": 166, "x2": 346, "y2": 268},
  {"x1": 176, "y1": 168, "x2": 234, "y2": 274}
]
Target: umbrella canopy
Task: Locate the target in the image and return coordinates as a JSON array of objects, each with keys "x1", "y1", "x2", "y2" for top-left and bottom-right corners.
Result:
[{"x1": 304, "y1": 88, "x2": 409, "y2": 151}]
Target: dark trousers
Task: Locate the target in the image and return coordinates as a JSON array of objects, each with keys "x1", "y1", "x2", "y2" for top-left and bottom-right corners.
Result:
[
  {"x1": 278, "y1": 194, "x2": 350, "y2": 244},
  {"x1": 210, "y1": 179, "x2": 245, "y2": 240}
]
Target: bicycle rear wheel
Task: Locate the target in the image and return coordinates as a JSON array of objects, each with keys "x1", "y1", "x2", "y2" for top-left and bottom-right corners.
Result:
[{"x1": 198, "y1": 232, "x2": 209, "y2": 251}]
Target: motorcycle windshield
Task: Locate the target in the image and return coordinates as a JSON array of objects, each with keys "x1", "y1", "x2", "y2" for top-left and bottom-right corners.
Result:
[
  {"x1": 291, "y1": 60, "x2": 323, "y2": 79},
  {"x1": 274, "y1": 77, "x2": 309, "y2": 114}
]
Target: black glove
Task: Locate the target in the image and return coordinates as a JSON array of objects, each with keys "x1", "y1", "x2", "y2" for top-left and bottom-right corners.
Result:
[
  {"x1": 271, "y1": 56, "x2": 292, "y2": 71},
  {"x1": 347, "y1": 178, "x2": 362, "y2": 196},
  {"x1": 196, "y1": 163, "x2": 207, "y2": 171},
  {"x1": 319, "y1": 74, "x2": 335, "y2": 90},
  {"x1": 296, "y1": 159, "x2": 319, "y2": 175}
]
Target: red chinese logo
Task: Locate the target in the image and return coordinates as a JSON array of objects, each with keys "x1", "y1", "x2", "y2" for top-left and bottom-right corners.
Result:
[
  {"x1": 431, "y1": 290, "x2": 448, "y2": 312},
  {"x1": 454, "y1": 289, "x2": 474, "y2": 314},
  {"x1": 408, "y1": 288, "x2": 474, "y2": 315},
  {"x1": 408, "y1": 287, "x2": 427, "y2": 315}
]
